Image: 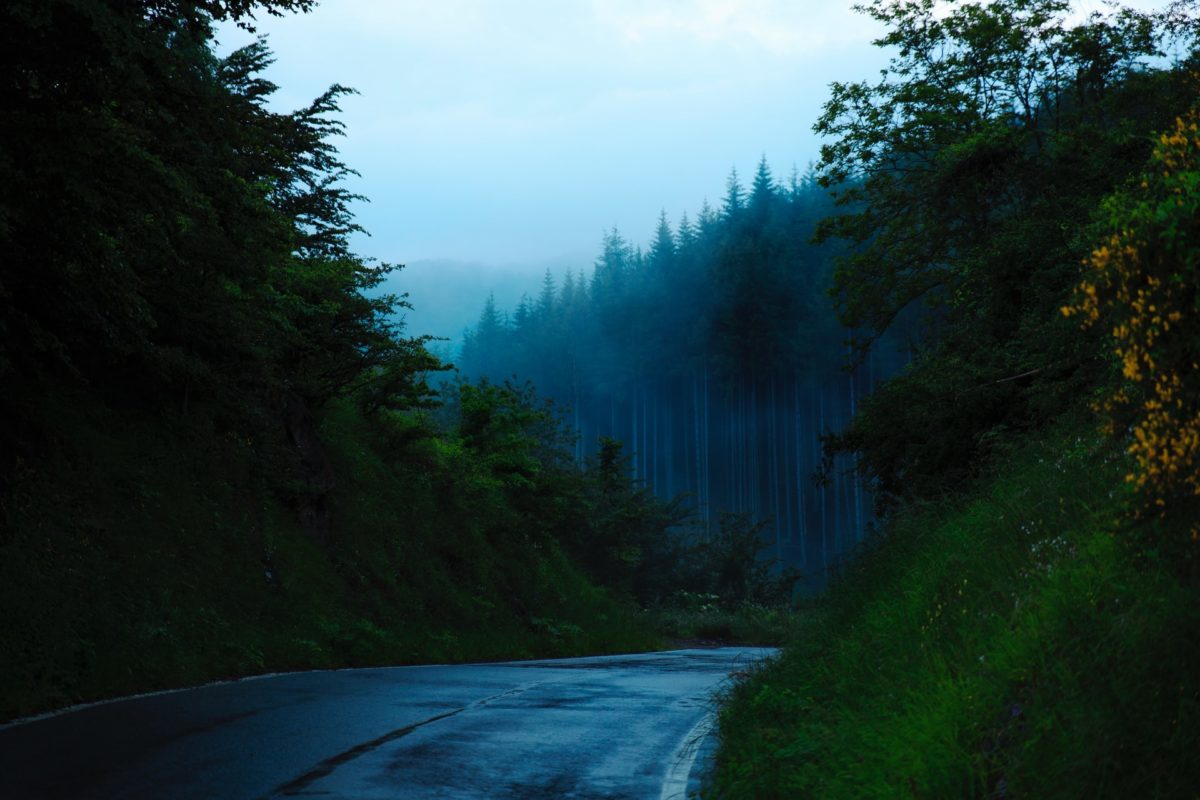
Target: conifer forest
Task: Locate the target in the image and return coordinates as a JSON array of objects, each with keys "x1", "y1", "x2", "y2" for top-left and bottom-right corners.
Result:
[
  {"x1": 3, "y1": 0, "x2": 1200, "y2": 796},
  {"x1": 458, "y1": 166, "x2": 909, "y2": 582}
]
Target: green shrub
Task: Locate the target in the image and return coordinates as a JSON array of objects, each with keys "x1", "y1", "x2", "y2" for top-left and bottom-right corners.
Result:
[{"x1": 711, "y1": 420, "x2": 1200, "y2": 798}]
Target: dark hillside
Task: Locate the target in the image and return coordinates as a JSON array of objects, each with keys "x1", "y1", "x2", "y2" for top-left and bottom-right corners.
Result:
[{"x1": 0, "y1": 0, "x2": 660, "y2": 721}]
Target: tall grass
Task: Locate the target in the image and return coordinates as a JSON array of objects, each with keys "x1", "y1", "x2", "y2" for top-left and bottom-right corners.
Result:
[{"x1": 711, "y1": 419, "x2": 1200, "y2": 797}]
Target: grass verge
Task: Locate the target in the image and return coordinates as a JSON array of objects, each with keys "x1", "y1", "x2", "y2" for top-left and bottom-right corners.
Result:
[{"x1": 710, "y1": 419, "x2": 1200, "y2": 798}]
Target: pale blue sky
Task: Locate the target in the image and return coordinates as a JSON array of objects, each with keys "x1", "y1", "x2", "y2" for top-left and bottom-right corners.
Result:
[
  {"x1": 217, "y1": 1, "x2": 891, "y2": 269},
  {"x1": 218, "y1": 0, "x2": 1167, "y2": 272}
]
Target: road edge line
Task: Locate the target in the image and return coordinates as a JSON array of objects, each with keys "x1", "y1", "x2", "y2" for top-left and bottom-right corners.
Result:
[{"x1": 660, "y1": 710, "x2": 716, "y2": 800}]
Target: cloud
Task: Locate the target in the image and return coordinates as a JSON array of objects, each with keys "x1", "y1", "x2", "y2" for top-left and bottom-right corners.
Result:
[{"x1": 588, "y1": 0, "x2": 879, "y2": 54}]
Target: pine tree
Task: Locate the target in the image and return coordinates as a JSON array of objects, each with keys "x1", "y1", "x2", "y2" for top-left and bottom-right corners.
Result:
[
  {"x1": 648, "y1": 209, "x2": 676, "y2": 274},
  {"x1": 677, "y1": 211, "x2": 698, "y2": 254},
  {"x1": 537, "y1": 269, "x2": 557, "y2": 319},
  {"x1": 477, "y1": 292, "x2": 503, "y2": 338},
  {"x1": 722, "y1": 168, "x2": 746, "y2": 217},
  {"x1": 750, "y1": 156, "x2": 775, "y2": 215},
  {"x1": 559, "y1": 268, "x2": 578, "y2": 311},
  {"x1": 590, "y1": 227, "x2": 632, "y2": 305},
  {"x1": 786, "y1": 164, "x2": 803, "y2": 199},
  {"x1": 697, "y1": 199, "x2": 719, "y2": 238},
  {"x1": 513, "y1": 293, "x2": 533, "y2": 332},
  {"x1": 463, "y1": 289, "x2": 506, "y2": 376}
]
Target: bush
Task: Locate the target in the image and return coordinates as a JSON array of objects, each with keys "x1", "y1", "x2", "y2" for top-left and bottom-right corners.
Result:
[
  {"x1": 710, "y1": 421, "x2": 1200, "y2": 798},
  {"x1": 1065, "y1": 105, "x2": 1200, "y2": 555}
]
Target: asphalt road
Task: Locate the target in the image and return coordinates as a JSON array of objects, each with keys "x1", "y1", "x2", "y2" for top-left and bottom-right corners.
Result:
[{"x1": 0, "y1": 647, "x2": 774, "y2": 799}]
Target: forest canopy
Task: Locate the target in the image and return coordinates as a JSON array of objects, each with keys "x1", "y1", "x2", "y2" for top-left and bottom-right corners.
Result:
[
  {"x1": 458, "y1": 163, "x2": 902, "y2": 581},
  {"x1": 0, "y1": 0, "x2": 438, "y2": 430},
  {"x1": 816, "y1": 0, "x2": 1200, "y2": 503},
  {"x1": 710, "y1": 2, "x2": 1200, "y2": 797}
]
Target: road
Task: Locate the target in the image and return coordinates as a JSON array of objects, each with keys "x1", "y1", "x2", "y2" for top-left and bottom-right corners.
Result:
[{"x1": 0, "y1": 647, "x2": 774, "y2": 799}]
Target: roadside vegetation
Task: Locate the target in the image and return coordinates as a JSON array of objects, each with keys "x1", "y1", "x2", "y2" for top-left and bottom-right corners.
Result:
[
  {"x1": 711, "y1": 0, "x2": 1200, "y2": 796},
  {"x1": 652, "y1": 598, "x2": 796, "y2": 647},
  {"x1": 0, "y1": 1, "x2": 768, "y2": 721},
  {"x1": 6, "y1": 5, "x2": 1196, "y2": 794},
  {"x1": 0, "y1": 2, "x2": 799, "y2": 722},
  {"x1": 0, "y1": 376, "x2": 672, "y2": 720},
  {"x1": 713, "y1": 420, "x2": 1200, "y2": 796}
]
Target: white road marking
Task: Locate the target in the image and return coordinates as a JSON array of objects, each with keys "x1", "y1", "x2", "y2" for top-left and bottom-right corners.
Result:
[{"x1": 660, "y1": 709, "x2": 716, "y2": 800}]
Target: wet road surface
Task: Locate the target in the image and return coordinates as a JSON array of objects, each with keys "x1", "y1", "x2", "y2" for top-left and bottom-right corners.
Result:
[{"x1": 0, "y1": 647, "x2": 774, "y2": 799}]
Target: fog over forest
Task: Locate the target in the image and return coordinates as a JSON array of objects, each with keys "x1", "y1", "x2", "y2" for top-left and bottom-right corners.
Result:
[
  {"x1": 215, "y1": 0, "x2": 1173, "y2": 586},
  {"x1": 381, "y1": 259, "x2": 564, "y2": 357},
  {"x1": 453, "y1": 160, "x2": 912, "y2": 583}
]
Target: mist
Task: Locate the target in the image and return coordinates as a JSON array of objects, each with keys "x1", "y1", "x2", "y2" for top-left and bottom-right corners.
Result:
[
  {"x1": 382, "y1": 257, "x2": 584, "y2": 353},
  {"x1": 218, "y1": 0, "x2": 1183, "y2": 579},
  {"x1": 6, "y1": 1, "x2": 1199, "y2": 791},
  {"x1": 453, "y1": 163, "x2": 912, "y2": 585}
]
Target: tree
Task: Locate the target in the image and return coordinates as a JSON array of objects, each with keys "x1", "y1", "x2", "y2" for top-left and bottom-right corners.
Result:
[
  {"x1": 0, "y1": 1, "x2": 431, "y2": 428},
  {"x1": 749, "y1": 155, "x2": 775, "y2": 216},
  {"x1": 583, "y1": 437, "x2": 692, "y2": 601},
  {"x1": 817, "y1": 0, "x2": 1163, "y2": 352},
  {"x1": 677, "y1": 211, "x2": 698, "y2": 253},
  {"x1": 815, "y1": 0, "x2": 1193, "y2": 501},
  {"x1": 460, "y1": 292, "x2": 505, "y2": 378},
  {"x1": 589, "y1": 227, "x2": 636, "y2": 386},
  {"x1": 697, "y1": 199, "x2": 719, "y2": 238},
  {"x1": 722, "y1": 168, "x2": 746, "y2": 217},
  {"x1": 648, "y1": 210, "x2": 677, "y2": 275},
  {"x1": 537, "y1": 269, "x2": 557, "y2": 319},
  {"x1": 1064, "y1": 102, "x2": 1200, "y2": 549}
]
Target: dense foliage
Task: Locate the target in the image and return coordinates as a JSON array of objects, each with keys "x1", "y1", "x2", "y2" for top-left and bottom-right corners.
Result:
[
  {"x1": 1065, "y1": 101, "x2": 1200, "y2": 554},
  {"x1": 0, "y1": 0, "x2": 436, "y2": 438},
  {"x1": 712, "y1": 1, "x2": 1200, "y2": 796},
  {"x1": 713, "y1": 421, "x2": 1200, "y2": 797},
  {"x1": 0, "y1": 0, "x2": 734, "y2": 719},
  {"x1": 818, "y1": 0, "x2": 1196, "y2": 504},
  {"x1": 460, "y1": 166, "x2": 908, "y2": 584}
]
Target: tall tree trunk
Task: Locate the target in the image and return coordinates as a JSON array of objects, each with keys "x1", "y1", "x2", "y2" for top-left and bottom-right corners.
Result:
[
  {"x1": 651, "y1": 382, "x2": 658, "y2": 492},
  {"x1": 770, "y1": 376, "x2": 781, "y2": 562},
  {"x1": 693, "y1": 370, "x2": 702, "y2": 505},
  {"x1": 703, "y1": 364, "x2": 710, "y2": 529},
  {"x1": 818, "y1": 388, "x2": 828, "y2": 575},
  {"x1": 631, "y1": 384, "x2": 639, "y2": 481},
  {"x1": 795, "y1": 374, "x2": 807, "y2": 568}
]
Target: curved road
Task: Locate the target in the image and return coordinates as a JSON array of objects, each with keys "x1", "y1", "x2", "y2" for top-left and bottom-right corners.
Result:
[{"x1": 0, "y1": 647, "x2": 774, "y2": 799}]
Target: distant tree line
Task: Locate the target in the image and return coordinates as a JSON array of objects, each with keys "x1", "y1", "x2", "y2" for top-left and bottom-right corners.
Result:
[
  {"x1": 458, "y1": 0, "x2": 1200, "y2": 581},
  {"x1": 458, "y1": 163, "x2": 910, "y2": 582}
]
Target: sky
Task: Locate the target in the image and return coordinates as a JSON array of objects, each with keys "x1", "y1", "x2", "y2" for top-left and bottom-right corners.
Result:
[
  {"x1": 215, "y1": 0, "x2": 1173, "y2": 343},
  {"x1": 215, "y1": 1, "x2": 894, "y2": 271}
]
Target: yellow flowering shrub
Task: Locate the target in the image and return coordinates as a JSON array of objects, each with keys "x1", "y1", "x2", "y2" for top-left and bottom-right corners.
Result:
[{"x1": 1064, "y1": 108, "x2": 1200, "y2": 538}]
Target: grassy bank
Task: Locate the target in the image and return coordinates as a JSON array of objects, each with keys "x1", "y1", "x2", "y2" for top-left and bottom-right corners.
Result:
[
  {"x1": 0, "y1": 395, "x2": 658, "y2": 722},
  {"x1": 711, "y1": 420, "x2": 1200, "y2": 797}
]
